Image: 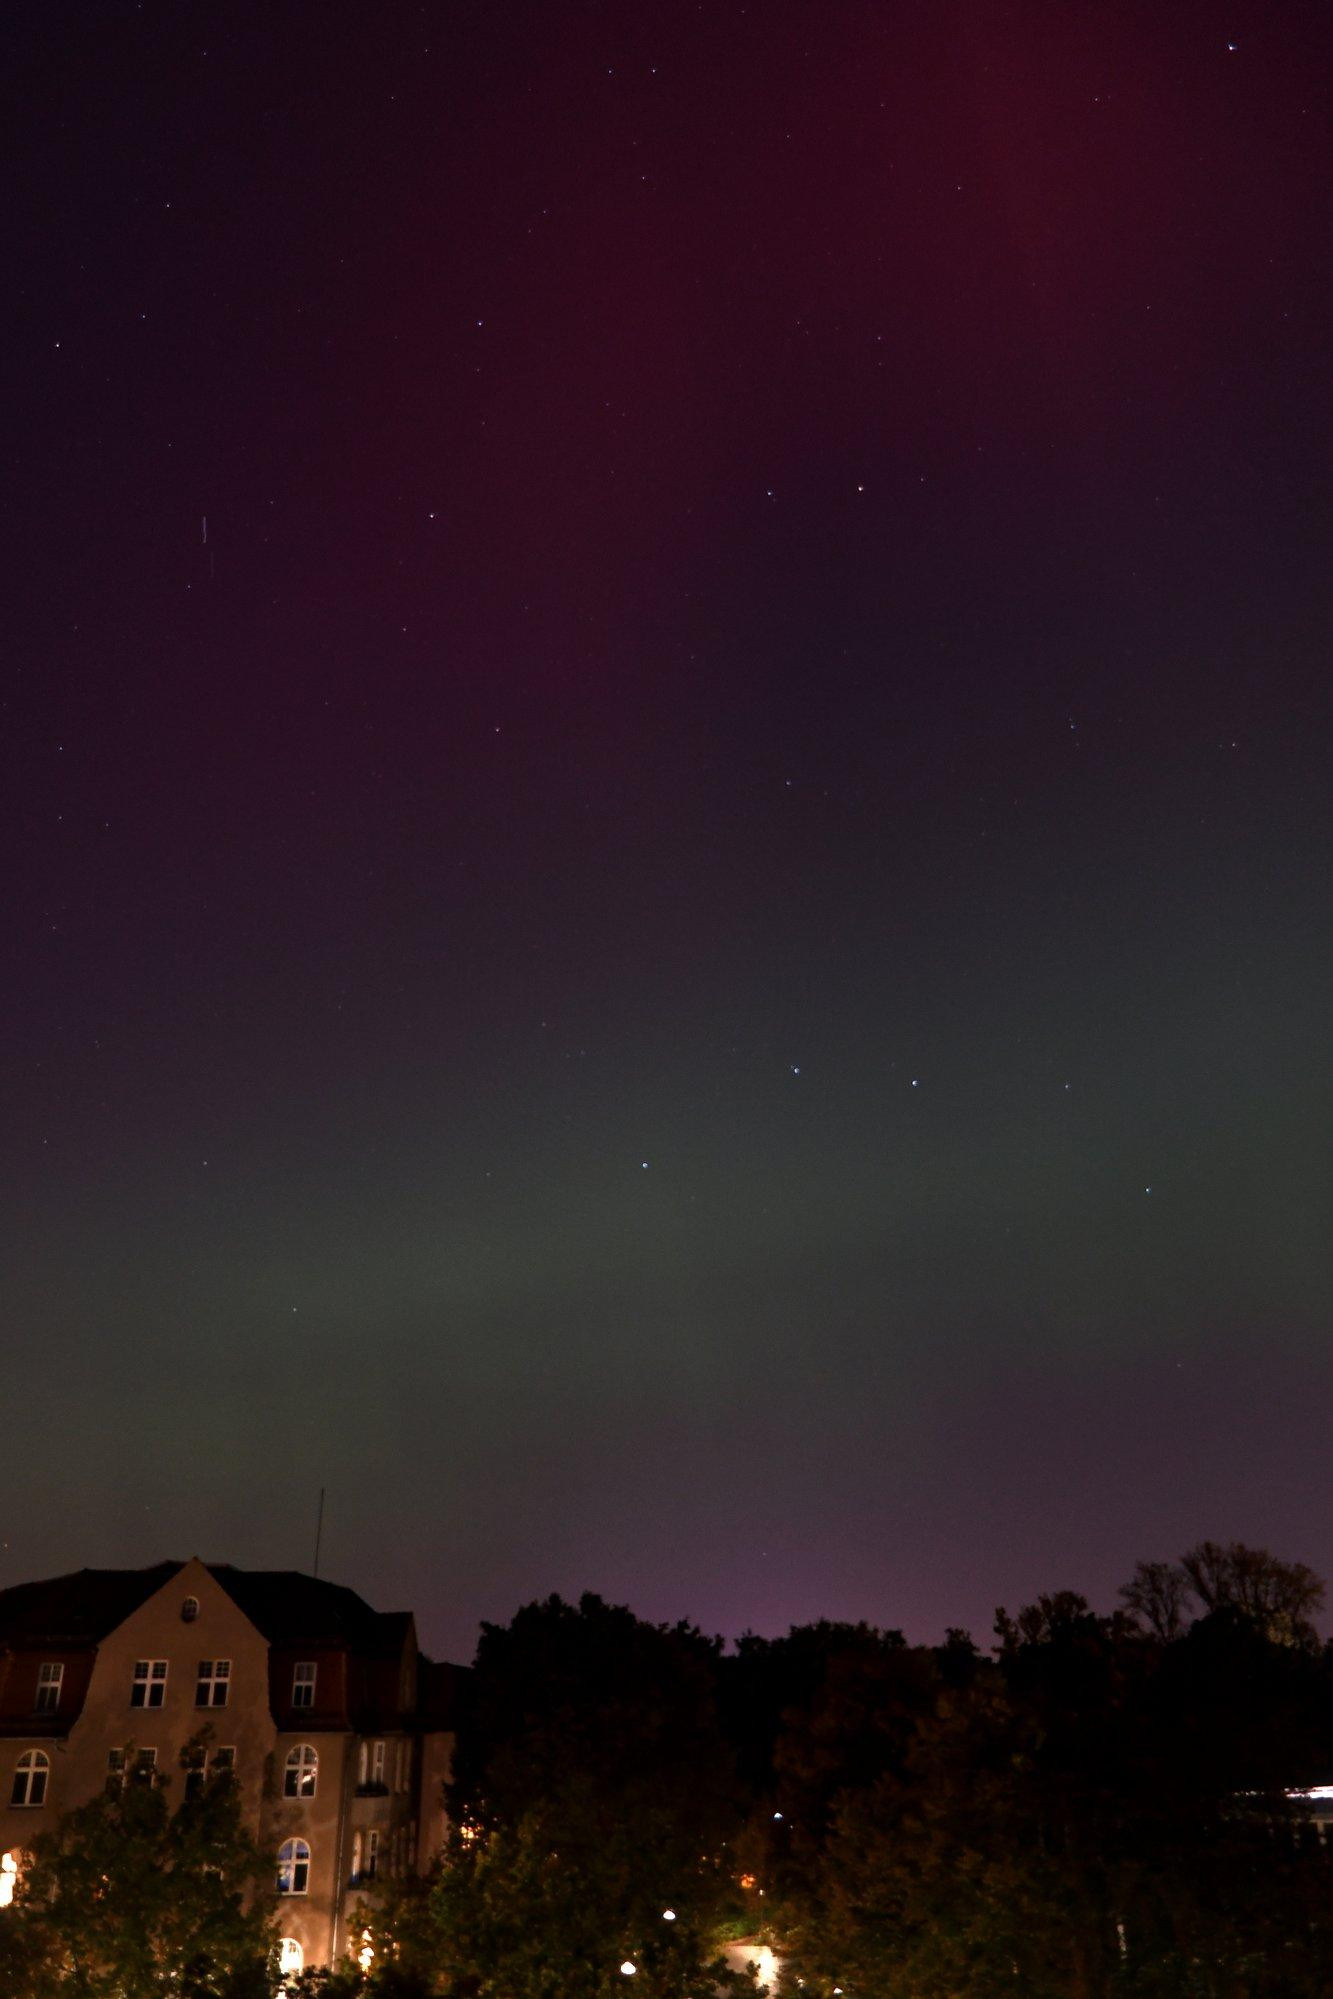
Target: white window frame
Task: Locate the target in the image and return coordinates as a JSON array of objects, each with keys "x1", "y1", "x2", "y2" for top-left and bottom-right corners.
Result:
[
  {"x1": 283, "y1": 1744, "x2": 318, "y2": 1799},
  {"x1": 106, "y1": 1747, "x2": 126, "y2": 1789},
  {"x1": 34, "y1": 1662, "x2": 63, "y2": 1714},
  {"x1": 291, "y1": 1662, "x2": 316, "y2": 1708},
  {"x1": 365, "y1": 1827, "x2": 379, "y2": 1878},
  {"x1": 134, "y1": 1747, "x2": 157, "y2": 1786},
  {"x1": 277, "y1": 1838, "x2": 310, "y2": 1896},
  {"x1": 131, "y1": 1660, "x2": 168, "y2": 1708},
  {"x1": 371, "y1": 1739, "x2": 385, "y2": 1787},
  {"x1": 11, "y1": 1750, "x2": 49, "y2": 1808},
  {"x1": 195, "y1": 1658, "x2": 231, "y2": 1708}
]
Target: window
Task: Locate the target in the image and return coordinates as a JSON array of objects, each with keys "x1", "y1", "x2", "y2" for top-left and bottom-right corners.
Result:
[
  {"x1": 195, "y1": 1659, "x2": 231, "y2": 1707},
  {"x1": 365, "y1": 1828, "x2": 379, "y2": 1879},
  {"x1": 34, "y1": 1663, "x2": 63, "y2": 1714},
  {"x1": 357, "y1": 1741, "x2": 368, "y2": 1787},
  {"x1": 393, "y1": 1740, "x2": 404, "y2": 1793},
  {"x1": 277, "y1": 1938, "x2": 304, "y2": 1978},
  {"x1": 350, "y1": 1831, "x2": 363, "y2": 1884},
  {"x1": 106, "y1": 1748, "x2": 126, "y2": 1790},
  {"x1": 131, "y1": 1660, "x2": 167, "y2": 1708},
  {"x1": 291, "y1": 1662, "x2": 316, "y2": 1708},
  {"x1": 371, "y1": 1740, "x2": 385, "y2": 1787},
  {"x1": 0, "y1": 1851, "x2": 18, "y2": 1909},
  {"x1": 181, "y1": 1595, "x2": 200, "y2": 1622},
  {"x1": 186, "y1": 1744, "x2": 235, "y2": 1799},
  {"x1": 277, "y1": 1839, "x2": 310, "y2": 1896},
  {"x1": 283, "y1": 1745, "x2": 318, "y2": 1799},
  {"x1": 133, "y1": 1748, "x2": 157, "y2": 1786},
  {"x1": 10, "y1": 1752, "x2": 48, "y2": 1809}
]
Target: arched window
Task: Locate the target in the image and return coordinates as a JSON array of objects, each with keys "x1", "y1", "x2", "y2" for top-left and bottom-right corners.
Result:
[
  {"x1": 283, "y1": 1745, "x2": 318, "y2": 1798},
  {"x1": 350, "y1": 1830, "x2": 363, "y2": 1884},
  {"x1": 276, "y1": 1839, "x2": 310, "y2": 1896},
  {"x1": 0, "y1": 1851, "x2": 19, "y2": 1908},
  {"x1": 277, "y1": 1937, "x2": 304, "y2": 1977},
  {"x1": 10, "y1": 1752, "x2": 48, "y2": 1809}
]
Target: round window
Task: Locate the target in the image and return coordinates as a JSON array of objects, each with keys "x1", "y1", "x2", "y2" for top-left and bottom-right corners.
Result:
[{"x1": 181, "y1": 1595, "x2": 200, "y2": 1622}]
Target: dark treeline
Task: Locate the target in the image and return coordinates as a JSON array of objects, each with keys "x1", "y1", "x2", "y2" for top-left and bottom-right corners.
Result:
[{"x1": 8, "y1": 1542, "x2": 1333, "y2": 1997}]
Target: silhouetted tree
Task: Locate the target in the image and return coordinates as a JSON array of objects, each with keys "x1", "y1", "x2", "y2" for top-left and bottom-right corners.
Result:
[{"x1": 4, "y1": 1749, "x2": 273, "y2": 1998}]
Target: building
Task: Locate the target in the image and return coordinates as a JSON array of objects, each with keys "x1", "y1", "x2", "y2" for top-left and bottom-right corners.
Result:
[{"x1": 0, "y1": 1557, "x2": 463, "y2": 1977}]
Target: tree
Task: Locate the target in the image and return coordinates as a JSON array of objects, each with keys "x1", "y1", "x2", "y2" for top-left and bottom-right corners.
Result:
[
  {"x1": 5, "y1": 1747, "x2": 275, "y2": 1998},
  {"x1": 1119, "y1": 1560, "x2": 1192, "y2": 1643},
  {"x1": 1121, "y1": 1542, "x2": 1325, "y2": 1648},
  {"x1": 428, "y1": 1593, "x2": 747, "y2": 1999}
]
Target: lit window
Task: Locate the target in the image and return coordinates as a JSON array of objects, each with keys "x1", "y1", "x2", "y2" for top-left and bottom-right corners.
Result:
[
  {"x1": 276, "y1": 1838, "x2": 310, "y2": 1895},
  {"x1": 278, "y1": 1937, "x2": 304, "y2": 1978},
  {"x1": 131, "y1": 1661, "x2": 167, "y2": 1708},
  {"x1": 0, "y1": 1851, "x2": 18, "y2": 1908},
  {"x1": 291, "y1": 1662, "x2": 316, "y2": 1708},
  {"x1": 357, "y1": 1741, "x2": 368, "y2": 1787},
  {"x1": 134, "y1": 1748, "x2": 157, "y2": 1786},
  {"x1": 195, "y1": 1659, "x2": 230, "y2": 1708},
  {"x1": 10, "y1": 1752, "x2": 49, "y2": 1809},
  {"x1": 284, "y1": 1745, "x2": 318, "y2": 1798},
  {"x1": 371, "y1": 1740, "x2": 385, "y2": 1787},
  {"x1": 34, "y1": 1664, "x2": 63, "y2": 1714},
  {"x1": 365, "y1": 1828, "x2": 379, "y2": 1879},
  {"x1": 350, "y1": 1831, "x2": 363, "y2": 1883}
]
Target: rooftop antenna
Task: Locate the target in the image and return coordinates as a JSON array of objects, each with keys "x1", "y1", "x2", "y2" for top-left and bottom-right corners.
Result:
[{"x1": 312, "y1": 1488, "x2": 326, "y2": 1578}]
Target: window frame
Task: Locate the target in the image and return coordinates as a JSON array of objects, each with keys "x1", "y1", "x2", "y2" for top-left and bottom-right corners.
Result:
[
  {"x1": 290, "y1": 1661, "x2": 316, "y2": 1709},
  {"x1": 34, "y1": 1662, "x2": 64, "y2": 1714},
  {"x1": 10, "y1": 1750, "x2": 50, "y2": 1808},
  {"x1": 130, "y1": 1659, "x2": 168, "y2": 1709},
  {"x1": 371, "y1": 1739, "x2": 386, "y2": 1787},
  {"x1": 365, "y1": 1827, "x2": 379, "y2": 1879},
  {"x1": 194, "y1": 1658, "x2": 231, "y2": 1708},
  {"x1": 276, "y1": 1837, "x2": 311, "y2": 1896},
  {"x1": 133, "y1": 1747, "x2": 158, "y2": 1786},
  {"x1": 283, "y1": 1744, "x2": 318, "y2": 1799}
]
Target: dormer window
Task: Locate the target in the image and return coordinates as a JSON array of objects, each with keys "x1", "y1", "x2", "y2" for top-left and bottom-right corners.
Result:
[
  {"x1": 291, "y1": 1662, "x2": 316, "y2": 1708},
  {"x1": 34, "y1": 1663, "x2": 63, "y2": 1713}
]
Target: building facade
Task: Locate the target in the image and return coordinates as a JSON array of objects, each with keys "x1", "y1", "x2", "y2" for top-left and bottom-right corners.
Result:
[{"x1": 0, "y1": 1558, "x2": 461, "y2": 1976}]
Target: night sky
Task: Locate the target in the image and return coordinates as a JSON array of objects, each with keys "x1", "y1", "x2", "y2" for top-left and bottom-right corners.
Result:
[{"x1": 6, "y1": 0, "x2": 1331, "y2": 1664}]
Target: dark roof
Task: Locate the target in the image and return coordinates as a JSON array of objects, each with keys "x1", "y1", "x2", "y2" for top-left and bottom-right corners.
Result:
[
  {"x1": 0, "y1": 1562, "x2": 412, "y2": 1653},
  {"x1": 418, "y1": 1655, "x2": 469, "y2": 1728},
  {"x1": 208, "y1": 1567, "x2": 405, "y2": 1647},
  {"x1": 0, "y1": 1563, "x2": 184, "y2": 1645}
]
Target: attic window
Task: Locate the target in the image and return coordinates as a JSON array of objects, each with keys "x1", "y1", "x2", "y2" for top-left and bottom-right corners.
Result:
[{"x1": 181, "y1": 1596, "x2": 200, "y2": 1622}]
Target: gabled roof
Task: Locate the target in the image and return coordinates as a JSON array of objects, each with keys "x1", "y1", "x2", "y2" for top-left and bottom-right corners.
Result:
[
  {"x1": 0, "y1": 1563, "x2": 185, "y2": 1645},
  {"x1": 209, "y1": 1567, "x2": 408, "y2": 1648}
]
